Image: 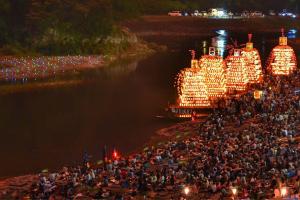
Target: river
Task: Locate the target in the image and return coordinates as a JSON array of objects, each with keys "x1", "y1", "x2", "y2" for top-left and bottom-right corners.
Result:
[{"x1": 0, "y1": 30, "x2": 298, "y2": 178}]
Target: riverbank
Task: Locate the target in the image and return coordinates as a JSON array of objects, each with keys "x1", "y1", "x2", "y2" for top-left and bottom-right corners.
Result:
[
  {"x1": 1, "y1": 98, "x2": 300, "y2": 199},
  {"x1": 0, "y1": 120, "x2": 201, "y2": 193},
  {"x1": 123, "y1": 16, "x2": 300, "y2": 38},
  {"x1": 0, "y1": 30, "x2": 164, "y2": 94}
]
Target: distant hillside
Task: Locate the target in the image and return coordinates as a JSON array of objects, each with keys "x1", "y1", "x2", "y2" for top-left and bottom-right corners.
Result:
[{"x1": 0, "y1": 0, "x2": 299, "y2": 55}]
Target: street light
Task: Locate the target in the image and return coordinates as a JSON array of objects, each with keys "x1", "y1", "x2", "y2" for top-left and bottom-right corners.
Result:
[
  {"x1": 183, "y1": 186, "x2": 190, "y2": 196},
  {"x1": 231, "y1": 187, "x2": 238, "y2": 200},
  {"x1": 280, "y1": 187, "x2": 288, "y2": 197}
]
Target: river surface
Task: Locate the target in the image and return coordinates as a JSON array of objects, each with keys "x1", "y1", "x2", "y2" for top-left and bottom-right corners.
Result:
[{"x1": 0, "y1": 30, "x2": 299, "y2": 178}]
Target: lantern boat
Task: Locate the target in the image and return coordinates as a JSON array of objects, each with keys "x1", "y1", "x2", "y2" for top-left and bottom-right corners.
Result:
[
  {"x1": 226, "y1": 49, "x2": 249, "y2": 93},
  {"x1": 167, "y1": 50, "x2": 213, "y2": 119},
  {"x1": 266, "y1": 29, "x2": 297, "y2": 75},
  {"x1": 241, "y1": 34, "x2": 263, "y2": 83},
  {"x1": 200, "y1": 47, "x2": 227, "y2": 101}
]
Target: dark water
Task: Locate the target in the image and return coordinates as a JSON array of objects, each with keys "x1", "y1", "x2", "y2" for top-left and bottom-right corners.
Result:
[{"x1": 0, "y1": 30, "x2": 298, "y2": 178}]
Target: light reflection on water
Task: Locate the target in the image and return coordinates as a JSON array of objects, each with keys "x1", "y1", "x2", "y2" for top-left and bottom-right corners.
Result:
[
  {"x1": 287, "y1": 29, "x2": 297, "y2": 39},
  {"x1": 202, "y1": 38, "x2": 227, "y2": 57},
  {"x1": 211, "y1": 36, "x2": 227, "y2": 57},
  {"x1": 201, "y1": 30, "x2": 228, "y2": 58}
]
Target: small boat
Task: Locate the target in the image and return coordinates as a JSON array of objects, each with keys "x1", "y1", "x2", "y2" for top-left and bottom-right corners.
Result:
[{"x1": 165, "y1": 105, "x2": 211, "y2": 120}]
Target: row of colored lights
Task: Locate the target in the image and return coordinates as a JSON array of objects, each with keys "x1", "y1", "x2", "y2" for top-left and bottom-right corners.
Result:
[
  {"x1": 0, "y1": 56, "x2": 104, "y2": 82},
  {"x1": 176, "y1": 48, "x2": 263, "y2": 108}
]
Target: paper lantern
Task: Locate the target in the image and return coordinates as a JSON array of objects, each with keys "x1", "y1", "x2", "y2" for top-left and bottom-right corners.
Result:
[
  {"x1": 176, "y1": 67, "x2": 211, "y2": 108},
  {"x1": 174, "y1": 50, "x2": 210, "y2": 108},
  {"x1": 254, "y1": 90, "x2": 263, "y2": 100},
  {"x1": 241, "y1": 34, "x2": 263, "y2": 83},
  {"x1": 266, "y1": 29, "x2": 297, "y2": 75},
  {"x1": 226, "y1": 49, "x2": 249, "y2": 93},
  {"x1": 199, "y1": 47, "x2": 227, "y2": 100}
]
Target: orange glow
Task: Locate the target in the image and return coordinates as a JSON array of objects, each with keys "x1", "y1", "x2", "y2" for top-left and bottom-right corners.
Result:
[
  {"x1": 267, "y1": 45, "x2": 297, "y2": 75},
  {"x1": 199, "y1": 52, "x2": 227, "y2": 100},
  {"x1": 241, "y1": 48, "x2": 263, "y2": 83},
  {"x1": 226, "y1": 49, "x2": 249, "y2": 93},
  {"x1": 266, "y1": 31, "x2": 297, "y2": 75},
  {"x1": 113, "y1": 149, "x2": 119, "y2": 159},
  {"x1": 176, "y1": 67, "x2": 211, "y2": 108},
  {"x1": 254, "y1": 90, "x2": 263, "y2": 99}
]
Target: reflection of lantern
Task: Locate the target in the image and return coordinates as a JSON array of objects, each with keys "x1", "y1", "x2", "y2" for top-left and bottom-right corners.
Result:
[
  {"x1": 254, "y1": 90, "x2": 263, "y2": 99},
  {"x1": 226, "y1": 49, "x2": 249, "y2": 93},
  {"x1": 176, "y1": 67, "x2": 211, "y2": 108},
  {"x1": 200, "y1": 47, "x2": 227, "y2": 100},
  {"x1": 241, "y1": 34, "x2": 263, "y2": 83},
  {"x1": 266, "y1": 29, "x2": 297, "y2": 75}
]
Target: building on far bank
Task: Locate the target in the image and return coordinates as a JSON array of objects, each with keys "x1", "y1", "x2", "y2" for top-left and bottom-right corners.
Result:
[{"x1": 209, "y1": 8, "x2": 228, "y2": 18}]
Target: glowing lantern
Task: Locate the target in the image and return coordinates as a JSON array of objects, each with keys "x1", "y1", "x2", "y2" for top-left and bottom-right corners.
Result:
[
  {"x1": 200, "y1": 47, "x2": 227, "y2": 100},
  {"x1": 183, "y1": 186, "x2": 190, "y2": 195},
  {"x1": 175, "y1": 50, "x2": 211, "y2": 108},
  {"x1": 226, "y1": 49, "x2": 249, "y2": 93},
  {"x1": 176, "y1": 67, "x2": 211, "y2": 108},
  {"x1": 189, "y1": 50, "x2": 199, "y2": 68},
  {"x1": 241, "y1": 34, "x2": 263, "y2": 83},
  {"x1": 267, "y1": 29, "x2": 297, "y2": 75},
  {"x1": 254, "y1": 90, "x2": 263, "y2": 100}
]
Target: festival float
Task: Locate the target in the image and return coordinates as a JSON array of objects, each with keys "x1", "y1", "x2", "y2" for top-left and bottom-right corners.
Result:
[
  {"x1": 200, "y1": 47, "x2": 227, "y2": 102},
  {"x1": 241, "y1": 34, "x2": 263, "y2": 83},
  {"x1": 168, "y1": 50, "x2": 211, "y2": 119},
  {"x1": 226, "y1": 49, "x2": 249, "y2": 93},
  {"x1": 266, "y1": 29, "x2": 297, "y2": 75}
]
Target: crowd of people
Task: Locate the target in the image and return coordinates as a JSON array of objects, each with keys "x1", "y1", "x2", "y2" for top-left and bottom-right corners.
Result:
[{"x1": 3, "y1": 71, "x2": 300, "y2": 199}]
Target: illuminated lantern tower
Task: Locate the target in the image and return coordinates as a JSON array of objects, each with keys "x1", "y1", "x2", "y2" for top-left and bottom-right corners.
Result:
[
  {"x1": 241, "y1": 34, "x2": 263, "y2": 83},
  {"x1": 267, "y1": 29, "x2": 297, "y2": 75},
  {"x1": 226, "y1": 49, "x2": 249, "y2": 93},
  {"x1": 200, "y1": 47, "x2": 227, "y2": 100},
  {"x1": 189, "y1": 50, "x2": 199, "y2": 68},
  {"x1": 175, "y1": 51, "x2": 211, "y2": 108}
]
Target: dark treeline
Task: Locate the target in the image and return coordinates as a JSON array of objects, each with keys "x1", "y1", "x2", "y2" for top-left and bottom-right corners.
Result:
[
  {"x1": 0, "y1": 0, "x2": 299, "y2": 55},
  {"x1": 0, "y1": 0, "x2": 142, "y2": 55}
]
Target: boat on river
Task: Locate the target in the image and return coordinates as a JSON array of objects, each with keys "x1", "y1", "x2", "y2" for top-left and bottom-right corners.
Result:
[{"x1": 165, "y1": 105, "x2": 211, "y2": 119}]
